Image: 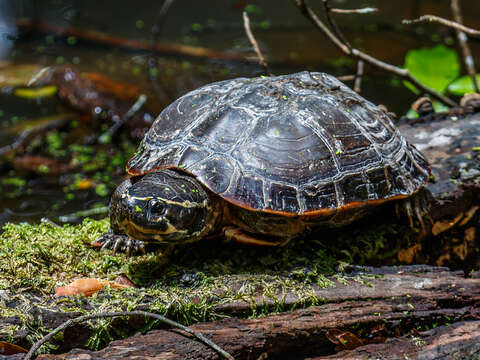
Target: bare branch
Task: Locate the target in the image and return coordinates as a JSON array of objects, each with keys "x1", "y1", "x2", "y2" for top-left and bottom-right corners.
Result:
[
  {"x1": 330, "y1": 7, "x2": 378, "y2": 14},
  {"x1": 242, "y1": 11, "x2": 270, "y2": 75},
  {"x1": 294, "y1": 0, "x2": 457, "y2": 107},
  {"x1": 451, "y1": 0, "x2": 479, "y2": 93},
  {"x1": 402, "y1": 15, "x2": 480, "y2": 37},
  {"x1": 24, "y1": 311, "x2": 234, "y2": 360},
  {"x1": 149, "y1": 0, "x2": 176, "y2": 102},
  {"x1": 354, "y1": 60, "x2": 364, "y2": 93},
  {"x1": 337, "y1": 74, "x2": 356, "y2": 81},
  {"x1": 98, "y1": 94, "x2": 147, "y2": 144},
  {"x1": 322, "y1": 0, "x2": 352, "y2": 50}
]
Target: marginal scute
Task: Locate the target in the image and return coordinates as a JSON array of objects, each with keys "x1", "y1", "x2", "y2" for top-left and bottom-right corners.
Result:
[
  {"x1": 302, "y1": 182, "x2": 337, "y2": 211},
  {"x1": 267, "y1": 182, "x2": 299, "y2": 214},
  {"x1": 127, "y1": 71, "x2": 429, "y2": 215},
  {"x1": 341, "y1": 173, "x2": 369, "y2": 204}
]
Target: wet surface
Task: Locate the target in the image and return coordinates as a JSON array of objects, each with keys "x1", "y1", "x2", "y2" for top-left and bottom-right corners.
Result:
[{"x1": 1, "y1": 0, "x2": 480, "y2": 225}]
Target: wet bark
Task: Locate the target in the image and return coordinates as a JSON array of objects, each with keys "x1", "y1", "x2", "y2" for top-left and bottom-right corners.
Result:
[
  {"x1": 36, "y1": 265, "x2": 480, "y2": 359},
  {"x1": 397, "y1": 113, "x2": 480, "y2": 270}
]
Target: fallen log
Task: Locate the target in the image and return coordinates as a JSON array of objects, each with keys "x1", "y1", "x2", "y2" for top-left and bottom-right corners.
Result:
[
  {"x1": 35, "y1": 265, "x2": 480, "y2": 359},
  {"x1": 16, "y1": 19, "x2": 248, "y2": 62},
  {"x1": 316, "y1": 321, "x2": 480, "y2": 360},
  {"x1": 397, "y1": 112, "x2": 480, "y2": 269}
]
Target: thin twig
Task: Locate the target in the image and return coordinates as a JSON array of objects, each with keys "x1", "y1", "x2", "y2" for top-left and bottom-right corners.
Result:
[
  {"x1": 24, "y1": 310, "x2": 234, "y2": 360},
  {"x1": 402, "y1": 15, "x2": 480, "y2": 37},
  {"x1": 323, "y1": 0, "x2": 363, "y2": 92},
  {"x1": 243, "y1": 11, "x2": 270, "y2": 75},
  {"x1": 330, "y1": 7, "x2": 377, "y2": 14},
  {"x1": 451, "y1": 0, "x2": 479, "y2": 93},
  {"x1": 151, "y1": 0, "x2": 175, "y2": 41},
  {"x1": 149, "y1": 0, "x2": 176, "y2": 102},
  {"x1": 0, "y1": 116, "x2": 72, "y2": 157},
  {"x1": 58, "y1": 206, "x2": 109, "y2": 223},
  {"x1": 337, "y1": 74, "x2": 355, "y2": 81},
  {"x1": 294, "y1": 0, "x2": 457, "y2": 107},
  {"x1": 322, "y1": 0, "x2": 352, "y2": 49},
  {"x1": 354, "y1": 60, "x2": 364, "y2": 93},
  {"x1": 98, "y1": 94, "x2": 147, "y2": 143}
]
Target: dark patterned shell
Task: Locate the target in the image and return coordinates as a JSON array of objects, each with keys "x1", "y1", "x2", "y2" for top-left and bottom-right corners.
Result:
[{"x1": 128, "y1": 72, "x2": 429, "y2": 216}]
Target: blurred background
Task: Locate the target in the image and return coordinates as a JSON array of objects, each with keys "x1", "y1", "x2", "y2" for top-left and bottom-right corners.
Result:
[{"x1": 1, "y1": 0, "x2": 479, "y2": 225}]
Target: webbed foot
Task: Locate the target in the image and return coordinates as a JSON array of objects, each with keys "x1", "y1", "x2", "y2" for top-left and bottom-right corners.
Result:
[{"x1": 94, "y1": 230, "x2": 146, "y2": 257}]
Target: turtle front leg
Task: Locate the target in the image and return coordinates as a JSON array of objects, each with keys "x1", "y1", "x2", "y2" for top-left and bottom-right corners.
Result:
[
  {"x1": 94, "y1": 229, "x2": 146, "y2": 257},
  {"x1": 222, "y1": 226, "x2": 288, "y2": 246},
  {"x1": 396, "y1": 190, "x2": 432, "y2": 236}
]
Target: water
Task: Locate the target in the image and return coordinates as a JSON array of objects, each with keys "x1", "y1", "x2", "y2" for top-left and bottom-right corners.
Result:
[{"x1": 1, "y1": 0, "x2": 480, "y2": 225}]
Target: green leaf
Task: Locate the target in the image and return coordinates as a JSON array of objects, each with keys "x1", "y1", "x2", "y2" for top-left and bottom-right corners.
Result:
[
  {"x1": 447, "y1": 74, "x2": 480, "y2": 95},
  {"x1": 404, "y1": 101, "x2": 450, "y2": 118},
  {"x1": 402, "y1": 81, "x2": 420, "y2": 95},
  {"x1": 432, "y1": 101, "x2": 450, "y2": 113},
  {"x1": 404, "y1": 45, "x2": 460, "y2": 94},
  {"x1": 405, "y1": 108, "x2": 419, "y2": 119}
]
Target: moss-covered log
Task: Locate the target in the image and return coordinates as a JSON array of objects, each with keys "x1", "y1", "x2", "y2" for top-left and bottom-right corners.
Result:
[{"x1": 37, "y1": 265, "x2": 480, "y2": 359}]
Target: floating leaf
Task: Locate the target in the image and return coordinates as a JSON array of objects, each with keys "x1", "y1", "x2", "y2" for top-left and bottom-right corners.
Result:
[
  {"x1": 0, "y1": 63, "x2": 44, "y2": 87},
  {"x1": 14, "y1": 85, "x2": 57, "y2": 99},
  {"x1": 447, "y1": 74, "x2": 480, "y2": 95},
  {"x1": 404, "y1": 45, "x2": 460, "y2": 94}
]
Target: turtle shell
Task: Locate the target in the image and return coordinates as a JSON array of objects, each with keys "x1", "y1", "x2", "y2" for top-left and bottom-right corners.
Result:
[{"x1": 127, "y1": 71, "x2": 429, "y2": 216}]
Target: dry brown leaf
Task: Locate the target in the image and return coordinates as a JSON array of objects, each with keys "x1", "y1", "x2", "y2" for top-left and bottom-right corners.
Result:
[
  {"x1": 114, "y1": 273, "x2": 137, "y2": 288},
  {"x1": 55, "y1": 278, "x2": 103, "y2": 297},
  {"x1": 0, "y1": 341, "x2": 28, "y2": 355},
  {"x1": 87, "y1": 72, "x2": 140, "y2": 100},
  {"x1": 397, "y1": 243, "x2": 422, "y2": 264},
  {"x1": 432, "y1": 213, "x2": 463, "y2": 236},
  {"x1": 55, "y1": 278, "x2": 132, "y2": 297},
  {"x1": 325, "y1": 329, "x2": 364, "y2": 350}
]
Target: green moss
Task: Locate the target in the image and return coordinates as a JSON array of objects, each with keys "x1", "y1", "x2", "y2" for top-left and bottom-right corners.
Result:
[
  {"x1": 0, "y1": 218, "x2": 408, "y2": 352},
  {"x1": 0, "y1": 219, "x2": 111, "y2": 293}
]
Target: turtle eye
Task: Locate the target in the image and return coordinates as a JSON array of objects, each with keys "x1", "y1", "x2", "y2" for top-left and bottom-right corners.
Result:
[{"x1": 149, "y1": 200, "x2": 166, "y2": 216}]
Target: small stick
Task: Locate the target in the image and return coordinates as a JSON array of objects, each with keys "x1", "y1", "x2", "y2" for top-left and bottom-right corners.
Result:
[
  {"x1": 323, "y1": 0, "x2": 364, "y2": 93},
  {"x1": 451, "y1": 0, "x2": 479, "y2": 93},
  {"x1": 23, "y1": 310, "x2": 234, "y2": 360},
  {"x1": 354, "y1": 60, "x2": 364, "y2": 93},
  {"x1": 98, "y1": 94, "x2": 147, "y2": 143},
  {"x1": 337, "y1": 74, "x2": 355, "y2": 81},
  {"x1": 294, "y1": 0, "x2": 457, "y2": 107},
  {"x1": 58, "y1": 206, "x2": 109, "y2": 223},
  {"x1": 151, "y1": 0, "x2": 175, "y2": 41},
  {"x1": 0, "y1": 117, "x2": 71, "y2": 157},
  {"x1": 402, "y1": 15, "x2": 480, "y2": 37},
  {"x1": 322, "y1": 0, "x2": 352, "y2": 50},
  {"x1": 243, "y1": 11, "x2": 270, "y2": 75},
  {"x1": 149, "y1": 0, "x2": 176, "y2": 102},
  {"x1": 330, "y1": 7, "x2": 377, "y2": 14}
]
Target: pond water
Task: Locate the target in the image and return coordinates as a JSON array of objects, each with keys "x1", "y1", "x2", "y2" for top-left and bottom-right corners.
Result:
[{"x1": 1, "y1": 0, "x2": 480, "y2": 225}]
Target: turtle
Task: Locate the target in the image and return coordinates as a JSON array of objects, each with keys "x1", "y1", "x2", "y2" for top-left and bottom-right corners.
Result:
[{"x1": 96, "y1": 71, "x2": 429, "y2": 255}]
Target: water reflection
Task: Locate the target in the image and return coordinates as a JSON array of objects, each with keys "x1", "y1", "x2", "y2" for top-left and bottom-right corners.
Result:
[
  {"x1": 1, "y1": 0, "x2": 480, "y2": 225},
  {"x1": 0, "y1": 0, "x2": 19, "y2": 60}
]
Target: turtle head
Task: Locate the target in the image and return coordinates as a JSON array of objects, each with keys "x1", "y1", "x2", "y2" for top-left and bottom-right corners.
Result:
[{"x1": 110, "y1": 170, "x2": 216, "y2": 244}]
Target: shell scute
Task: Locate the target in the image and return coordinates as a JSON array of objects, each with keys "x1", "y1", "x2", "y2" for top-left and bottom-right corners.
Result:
[{"x1": 127, "y1": 71, "x2": 429, "y2": 215}]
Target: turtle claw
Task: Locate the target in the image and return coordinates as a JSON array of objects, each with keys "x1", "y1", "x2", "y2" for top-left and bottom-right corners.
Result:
[
  {"x1": 397, "y1": 190, "x2": 432, "y2": 236},
  {"x1": 95, "y1": 230, "x2": 146, "y2": 256}
]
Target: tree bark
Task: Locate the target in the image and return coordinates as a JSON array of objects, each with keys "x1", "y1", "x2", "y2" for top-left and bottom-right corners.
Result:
[{"x1": 38, "y1": 266, "x2": 480, "y2": 359}]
